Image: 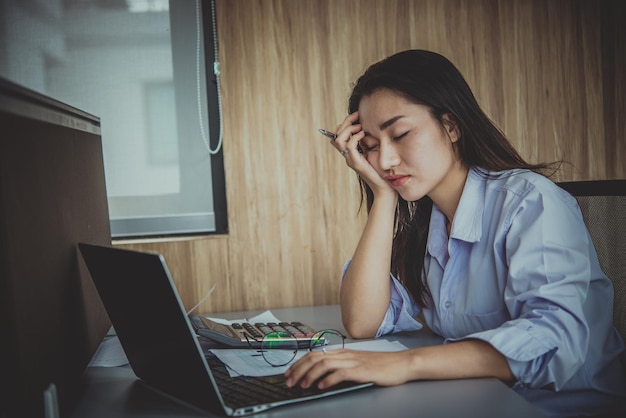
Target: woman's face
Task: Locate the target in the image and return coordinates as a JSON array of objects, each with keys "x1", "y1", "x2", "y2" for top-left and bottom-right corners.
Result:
[{"x1": 358, "y1": 89, "x2": 464, "y2": 203}]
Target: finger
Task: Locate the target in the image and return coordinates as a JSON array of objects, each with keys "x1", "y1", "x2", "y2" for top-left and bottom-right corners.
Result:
[
  {"x1": 347, "y1": 130, "x2": 365, "y2": 150},
  {"x1": 285, "y1": 352, "x2": 323, "y2": 387},
  {"x1": 317, "y1": 367, "x2": 356, "y2": 390},
  {"x1": 339, "y1": 130, "x2": 366, "y2": 158},
  {"x1": 296, "y1": 355, "x2": 344, "y2": 389},
  {"x1": 314, "y1": 352, "x2": 383, "y2": 389},
  {"x1": 333, "y1": 125, "x2": 362, "y2": 151},
  {"x1": 334, "y1": 111, "x2": 359, "y2": 137},
  {"x1": 286, "y1": 352, "x2": 326, "y2": 389},
  {"x1": 333, "y1": 113, "x2": 361, "y2": 148},
  {"x1": 302, "y1": 351, "x2": 368, "y2": 389}
]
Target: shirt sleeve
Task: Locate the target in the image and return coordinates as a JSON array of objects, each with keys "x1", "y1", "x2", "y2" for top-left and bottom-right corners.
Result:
[
  {"x1": 341, "y1": 261, "x2": 423, "y2": 338},
  {"x1": 447, "y1": 185, "x2": 593, "y2": 390}
]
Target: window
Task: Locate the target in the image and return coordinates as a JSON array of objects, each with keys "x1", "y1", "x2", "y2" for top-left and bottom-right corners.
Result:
[{"x1": 0, "y1": 0, "x2": 226, "y2": 238}]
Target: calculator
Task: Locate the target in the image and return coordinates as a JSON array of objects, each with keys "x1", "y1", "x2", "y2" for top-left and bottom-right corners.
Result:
[{"x1": 189, "y1": 315, "x2": 319, "y2": 348}]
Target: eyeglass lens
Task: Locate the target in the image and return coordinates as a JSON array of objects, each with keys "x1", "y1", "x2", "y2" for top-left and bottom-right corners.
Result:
[
  {"x1": 310, "y1": 330, "x2": 344, "y2": 351},
  {"x1": 260, "y1": 329, "x2": 345, "y2": 367},
  {"x1": 260, "y1": 331, "x2": 298, "y2": 367}
]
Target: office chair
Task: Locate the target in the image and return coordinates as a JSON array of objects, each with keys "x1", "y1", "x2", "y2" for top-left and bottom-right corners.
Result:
[{"x1": 557, "y1": 180, "x2": 626, "y2": 344}]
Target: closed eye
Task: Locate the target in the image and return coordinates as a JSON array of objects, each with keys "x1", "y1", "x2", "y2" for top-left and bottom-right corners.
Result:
[
  {"x1": 361, "y1": 143, "x2": 379, "y2": 152},
  {"x1": 359, "y1": 139, "x2": 378, "y2": 152},
  {"x1": 393, "y1": 132, "x2": 409, "y2": 141}
]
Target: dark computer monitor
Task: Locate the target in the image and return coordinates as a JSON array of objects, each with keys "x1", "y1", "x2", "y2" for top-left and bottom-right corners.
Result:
[{"x1": 0, "y1": 78, "x2": 112, "y2": 418}]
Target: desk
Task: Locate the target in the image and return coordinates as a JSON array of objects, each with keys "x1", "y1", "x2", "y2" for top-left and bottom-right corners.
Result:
[{"x1": 71, "y1": 305, "x2": 545, "y2": 418}]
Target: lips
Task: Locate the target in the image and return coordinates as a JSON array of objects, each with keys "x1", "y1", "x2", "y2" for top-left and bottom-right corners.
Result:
[{"x1": 384, "y1": 174, "x2": 410, "y2": 187}]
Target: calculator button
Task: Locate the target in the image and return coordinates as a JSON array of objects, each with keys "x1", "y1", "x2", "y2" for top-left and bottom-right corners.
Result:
[
  {"x1": 293, "y1": 323, "x2": 316, "y2": 337},
  {"x1": 242, "y1": 322, "x2": 263, "y2": 338},
  {"x1": 278, "y1": 323, "x2": 302, "y2": 336},
  {"x1": 255, "y1": 324, "x2": 273, "y2": 336}
]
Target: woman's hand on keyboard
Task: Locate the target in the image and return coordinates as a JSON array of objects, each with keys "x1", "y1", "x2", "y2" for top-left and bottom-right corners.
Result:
[{"x1": 284, "y1": 349, "x2": 413, "y2": 389}]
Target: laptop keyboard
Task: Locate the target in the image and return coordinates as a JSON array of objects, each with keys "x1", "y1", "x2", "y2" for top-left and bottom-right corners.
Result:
[{"x1": 206, "y1": 353, "x2": 321, "y2": 408}]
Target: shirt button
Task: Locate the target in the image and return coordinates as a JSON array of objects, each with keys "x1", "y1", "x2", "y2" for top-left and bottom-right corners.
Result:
[{"x1": 444, "y1": 301, "x2": 452, "y2": 309}]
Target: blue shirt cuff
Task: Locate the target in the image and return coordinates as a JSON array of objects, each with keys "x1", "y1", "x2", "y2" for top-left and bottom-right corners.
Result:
[
  {"x1": 341, "y1": 261, "x2": 423, "y2": 337},
  {"x1": 445, "y1": 319, "x2": 559, "y2": 388},
  {"x1": 375, "y1": 274, "x2": 423, "y2": 337}
]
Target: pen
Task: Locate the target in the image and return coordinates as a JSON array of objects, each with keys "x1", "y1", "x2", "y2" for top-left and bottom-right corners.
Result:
[
  {"x1": 319, "y1": 128, "x2": 364, "y2": 153},
  {"x1": 318, "y1": 128, "x2": 337, "y2": 141}
]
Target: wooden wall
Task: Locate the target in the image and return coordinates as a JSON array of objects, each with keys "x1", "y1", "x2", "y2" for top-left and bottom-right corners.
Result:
[{"x1": 117, "y1": 0, "x2": 626, "y2": 315}]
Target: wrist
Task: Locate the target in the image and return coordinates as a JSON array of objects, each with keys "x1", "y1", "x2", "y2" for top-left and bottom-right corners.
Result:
[
  {"x1": 402, "y1": 349, "x2": 425, "y2": 383},
  {"x1": 371, "y1": 189, "x2": 398, "y2": 208}
]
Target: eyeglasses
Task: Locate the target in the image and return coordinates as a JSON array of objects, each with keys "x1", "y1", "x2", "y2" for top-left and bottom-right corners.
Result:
[{"x1": 247, "y1": 329, "x2": 346, "y2": 367}]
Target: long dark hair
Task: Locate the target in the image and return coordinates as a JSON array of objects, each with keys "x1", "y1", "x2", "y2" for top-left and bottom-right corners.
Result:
[{"x1": 348, "y1": 50, "x2": 556, "y2": 308}]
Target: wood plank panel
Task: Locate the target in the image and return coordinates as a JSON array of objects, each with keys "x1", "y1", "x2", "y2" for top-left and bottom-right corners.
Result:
[
  {"x1": 116, "y1": 236, "x2": 232, "y2": 314},
  {"x1": 217, "y1": 0, "x2": 366, "y2": 313},
  {"x1": 117, "y1": 0, "x2": 625, "y2": 314},
  {"x1": 497, "y1": 0, "x2": 605, "y2": 180},
  {"x1": 601, "y1": 0, "x2": 626, "y2": 177}
]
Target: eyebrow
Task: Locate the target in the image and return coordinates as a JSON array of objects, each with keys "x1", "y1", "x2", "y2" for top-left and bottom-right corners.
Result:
[
  {"x1": 364, "y1": 115, "x2": 405, "y2": 138},
  {"x1": 379, "y1": 115, "x2": 405, "y2": 130}
]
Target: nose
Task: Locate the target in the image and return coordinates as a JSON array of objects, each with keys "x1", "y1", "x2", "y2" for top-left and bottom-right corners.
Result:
[{"x1": 377, "y1": 142, "x2": 400, "y2": 171}]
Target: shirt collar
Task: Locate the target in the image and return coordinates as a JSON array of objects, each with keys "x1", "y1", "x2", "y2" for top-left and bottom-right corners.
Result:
[{"x1": 428, "y1": 168, "x2": 485, "y2": 248}]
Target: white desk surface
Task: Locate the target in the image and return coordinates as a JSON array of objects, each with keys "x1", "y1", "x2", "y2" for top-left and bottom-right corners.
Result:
[{"x1": 71, "y1": 305, "x2": 546, "y2": 418}]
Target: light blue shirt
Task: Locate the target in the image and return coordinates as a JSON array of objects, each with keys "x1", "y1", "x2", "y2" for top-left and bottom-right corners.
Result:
[{"x1": 353, "y1": 168, "x2": 626, "y2": 417}]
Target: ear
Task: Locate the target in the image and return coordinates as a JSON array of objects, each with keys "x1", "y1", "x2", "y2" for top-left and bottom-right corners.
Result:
[{"x1": 441, "y1": 114, "x2": 461, "y2": 143}]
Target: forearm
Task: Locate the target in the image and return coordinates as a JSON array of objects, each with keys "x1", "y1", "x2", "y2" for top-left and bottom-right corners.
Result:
[
  {"x1": 406, "y1": 339, "x2": 514, "y2": 382},
  {"x1": 286, "y1": 338, "x2": 514, "y2": 390},
  {"x1": 340, "y1": 192, "x2": 398, "y2": 338}
]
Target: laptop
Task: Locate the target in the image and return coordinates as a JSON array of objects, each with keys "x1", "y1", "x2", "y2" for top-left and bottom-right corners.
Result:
[{"x1": 78, "y1": 243, "x2": 373, "y2": 416}]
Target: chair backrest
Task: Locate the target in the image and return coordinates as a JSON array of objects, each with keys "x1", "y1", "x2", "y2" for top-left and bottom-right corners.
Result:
[{"x1": 557, "y1": 180, "x2": 626, "y2": 344}]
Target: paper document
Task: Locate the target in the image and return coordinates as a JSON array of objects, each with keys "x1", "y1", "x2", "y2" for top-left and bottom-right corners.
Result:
[
  {"x1": 211, "y1": 339, "x2": 408, "y2": 377},
  {"x1": 202, "y1": 310, "x2": 281, "y2": 325}
]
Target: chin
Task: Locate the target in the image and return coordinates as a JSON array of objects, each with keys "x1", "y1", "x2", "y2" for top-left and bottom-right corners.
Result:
[{"x1": 398, "y1": 190, "x2": 427, "y2": 202}]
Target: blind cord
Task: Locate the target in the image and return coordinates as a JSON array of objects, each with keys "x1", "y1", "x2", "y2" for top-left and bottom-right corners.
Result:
[{"x1": 196, "y1": 0, "x2": 223, "y2": 155}]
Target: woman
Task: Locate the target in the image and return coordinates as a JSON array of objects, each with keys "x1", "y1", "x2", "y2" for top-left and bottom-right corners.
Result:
[{"x1": 285, "y1": 50, "x2": 626, "y2": 417}]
